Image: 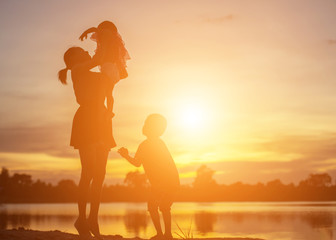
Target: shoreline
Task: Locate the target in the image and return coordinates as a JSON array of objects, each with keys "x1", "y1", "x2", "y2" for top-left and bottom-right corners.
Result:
[
  {"x1": 0, "y1": 228, "x2": 264, "y2": 240},
  {"x1": 1, "y1": 200, "x2": 336, "y2": 203}
]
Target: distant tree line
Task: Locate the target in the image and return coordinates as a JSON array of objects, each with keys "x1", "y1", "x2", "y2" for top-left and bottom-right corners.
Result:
[{"x1": 0, "y1": 166, "x2": 335, "y2": 203}]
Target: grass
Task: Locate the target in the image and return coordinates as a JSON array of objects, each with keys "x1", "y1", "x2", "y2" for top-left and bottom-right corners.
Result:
[{"x1": 174, "y1": 220, "x2": 194, "y2": 239}]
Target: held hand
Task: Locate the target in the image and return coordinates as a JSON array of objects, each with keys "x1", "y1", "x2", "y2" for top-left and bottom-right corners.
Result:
[{"x1": 118, "y1": 147, "x2": 129, "y2": 159}]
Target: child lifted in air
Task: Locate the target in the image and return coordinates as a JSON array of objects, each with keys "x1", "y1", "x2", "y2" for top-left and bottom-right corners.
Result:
[
  {"x1": 79, "y1": 20, "x2": 130, "y2": 119},
  {"x1": 118, "y1": 114, "x2": 180, "y2": 240}
]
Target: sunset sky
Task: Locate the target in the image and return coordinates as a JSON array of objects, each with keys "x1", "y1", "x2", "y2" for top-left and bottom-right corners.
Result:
[{"x1": 1, "y1": 0, "x2": 336, "y2": 185}]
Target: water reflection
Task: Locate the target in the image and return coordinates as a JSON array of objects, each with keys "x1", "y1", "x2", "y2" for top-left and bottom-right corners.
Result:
[
  {"x1": 194, "y1": 211, "x2": 217, "y2": 235},
  {"x1": 123, "y1": 211, "x2": 148, "y2": 235},
  {"x1": 0, "y1": 202, "x2": 336, "y2": 240},
  {"x1": 302, "y1": 212, "x2": 333, "y2": 228},
  {"x1": 0, "y1": 212, "x2": 75, "y2": 230},
  {"x1": 0, "y1": 212, "x2": 30, "y2": 229}
]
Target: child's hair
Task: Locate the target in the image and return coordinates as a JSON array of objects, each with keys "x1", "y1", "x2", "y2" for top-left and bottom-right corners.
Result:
[
  {"x1": 98, "y1": 21, "x2": 118, "y2": 33},
  {"x1": 96, "y1": 20, "x2": 130, "y2": 76},
  {"x1": 58, "y1": 47, "x2": 84, "y2": 85},
  {"x1": 143, "y1": 114, "x2": 167, "y2": 137}
]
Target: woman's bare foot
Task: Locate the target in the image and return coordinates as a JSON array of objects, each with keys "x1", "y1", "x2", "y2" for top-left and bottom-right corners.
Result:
[
  {"x1": 74, "y1": 218, "x2": 91, "y2": 239},
  {"x1": 164, "y1": 233, "x2": 174, "y2": 240},
  {"x1": 87, "y1": 218, "x2": 104, "y2": 240}
]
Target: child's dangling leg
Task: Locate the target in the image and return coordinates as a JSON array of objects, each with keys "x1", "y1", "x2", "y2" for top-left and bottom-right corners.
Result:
[
  {"x1": 106, "y1": 93, "x2": 115, "y2": 120},
  {"x1": 101, "y1": 62, "x2": 120, "y2": 121}
]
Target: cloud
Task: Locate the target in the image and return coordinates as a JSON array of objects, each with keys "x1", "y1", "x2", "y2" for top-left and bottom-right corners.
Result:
[
  {"x1": 215, "y1": 133, "x2": 336, "y2": 184},
  {"x1": 0, "y1": 90, "x2": 41, "y2": 101},
  {"x1": 256, "y1": 134, "x2": 336, "y2": 161},
  {"x1": 0, "y1": 124, "x2": 76, "y2": 158},
  {"x1": 2, "y1": 124, "x2": 336, "y2": 185},
  {"x1": 327, "y1": 39, "x2": 336, "y2": 45},
  {"x1": 179, "y1": 157, "x2": 336, "y2": 185},
  {"x1": 0, "y1": 123, "x2": 131, "y2": 162},
  {"x1": 176, "y1": 133, "x2": 336, "y2": 185},
  {"x1": 175, "y1": 14, "x2": 235, "y2": 25},
  {"x1": 201, "y1": 15, "x2": 235, "y2": 24}
]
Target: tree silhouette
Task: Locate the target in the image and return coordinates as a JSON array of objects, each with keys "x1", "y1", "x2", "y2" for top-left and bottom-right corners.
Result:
[
  {"x1": 193, "y1": 165, "x2": 217, "y2": 189},
  {"x1": 299, "y1": 173, "x2": 332, "y2": 187},
  {"x1": 266, "y1": 179, "x2": 284, "y2": 188},
  {"x1": 1, "y1": 167, "x2": 336, "y2": 202},
  {"x1": 0, "y1": 167, "x2": 10, "y2": 188},
  {"x1": 57, "y1": 179, "x2": 77, "y2": 189},
  {"x1": 124, "y1": 170, "x2": 148, "y2": 188},
  {"x1": 11, "y1": 173, "x2": 33, "y2": 187}
]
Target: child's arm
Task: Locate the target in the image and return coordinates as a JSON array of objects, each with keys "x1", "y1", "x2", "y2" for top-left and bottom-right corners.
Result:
[
  {"x1": 118, "y1": 147, "x2": 141, "y2": 167},
  {"x1": 79, "y1": 27, "x2": 97, "y2": 41},
  {"x1": 72, "y1": 50, "x2": 103, "y2": 72}
]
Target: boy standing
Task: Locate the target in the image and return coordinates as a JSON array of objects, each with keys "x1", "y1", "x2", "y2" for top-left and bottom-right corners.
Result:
[{"x1": 118, "y1": 114, "x2": 180, "y2": 240}]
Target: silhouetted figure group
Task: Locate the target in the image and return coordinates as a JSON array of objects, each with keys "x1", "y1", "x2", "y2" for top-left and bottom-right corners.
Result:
[{"x1": 58, "y1": 21, "x2": 180, "y2": 240}]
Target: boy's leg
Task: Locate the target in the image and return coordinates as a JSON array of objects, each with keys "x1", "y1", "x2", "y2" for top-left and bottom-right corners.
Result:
[
  {"x1": 148, "y1": 194, "x2": 163, "y2": 238},
  {"x1": 160, "y1": 193, "x2": 174, "y2": 239},
  {"x1": 161, "y1": 210, "x2": 172, "y2": 238}
]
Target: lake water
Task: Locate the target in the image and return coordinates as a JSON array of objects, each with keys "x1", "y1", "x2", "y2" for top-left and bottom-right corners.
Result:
[{"x1": 0, "y1": 202, "x2": 335, "y2": 240}]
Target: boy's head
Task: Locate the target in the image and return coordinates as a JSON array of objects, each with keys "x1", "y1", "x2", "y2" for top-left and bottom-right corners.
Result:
[
  {"x1": 98, "y1": 21, "x2": 117, "y2": 33},
  {"x1": 142, "y1": 114, "x2": 167, "y2": 138}
]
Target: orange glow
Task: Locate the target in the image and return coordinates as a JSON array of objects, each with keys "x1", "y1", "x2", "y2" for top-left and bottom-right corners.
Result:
[{"x1": 0, "y1": 0, "x2": 335, "y2": 187}]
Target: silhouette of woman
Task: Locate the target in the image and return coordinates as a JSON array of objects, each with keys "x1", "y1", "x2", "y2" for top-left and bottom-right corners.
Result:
[{"x1": 58, "y1": 47, "x2": 116, "y2": 239}]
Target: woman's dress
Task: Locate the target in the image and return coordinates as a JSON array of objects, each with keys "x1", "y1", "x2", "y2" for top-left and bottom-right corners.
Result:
[{"x1": 70, "y1": 68, "x2": 116, "y2": 149}]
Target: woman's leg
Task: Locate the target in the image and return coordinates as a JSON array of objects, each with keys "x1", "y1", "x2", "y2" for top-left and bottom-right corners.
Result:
[
  {"x1": 75, "y1": 146, "x2": 95, "y2": 236},
  {"x1": 149, "y1": 208, "x2": 163, "y2": 237},
  {"x1": 78, "y1": 146, "x2": 95, "y2": 219},
  {"x1": 88, "y1": 145, "x2": 109, "y2": 237}
]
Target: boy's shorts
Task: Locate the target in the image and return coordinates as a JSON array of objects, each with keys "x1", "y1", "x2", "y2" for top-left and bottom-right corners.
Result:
[{"x1": 147, "y1": 187, "x2": 176, "y2": 213}]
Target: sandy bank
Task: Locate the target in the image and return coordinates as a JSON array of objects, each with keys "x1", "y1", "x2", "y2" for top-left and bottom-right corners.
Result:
[{"x1": 0, "y1": 228, "x2": 264, "y2": 240}]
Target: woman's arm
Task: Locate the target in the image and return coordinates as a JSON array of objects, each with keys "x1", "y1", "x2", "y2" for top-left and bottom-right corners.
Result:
[
  {"x1": 73, "y1": 51, "x2": 103, "y2": 72},
  {"x1": 79, "y1": 27, "x2": 97, "y2": 41}
]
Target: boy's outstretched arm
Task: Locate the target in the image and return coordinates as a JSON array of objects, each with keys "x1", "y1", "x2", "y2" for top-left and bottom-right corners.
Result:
[
  {"x1": 79, "y1": 27, "x2": 97, "y2": 41},
  {"x1": 118, "y1": 147, "x2": 141, "y2": 167}
]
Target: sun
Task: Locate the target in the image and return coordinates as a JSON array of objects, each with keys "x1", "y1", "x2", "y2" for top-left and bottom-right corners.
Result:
[
  {"x1": 173, "y1": 98, "x2": 213, "y2": 134},
  {"x1": 181, "y1": 105, "x2": 204, "y2": 129}
]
